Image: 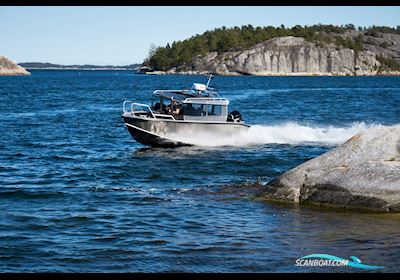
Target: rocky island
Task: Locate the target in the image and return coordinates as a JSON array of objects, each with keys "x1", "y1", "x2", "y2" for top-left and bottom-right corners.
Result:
[
  {"x1": 184, "y1": 36, "x2": 382, "y2": 76},
  {"x1": 0, "y1": 56, "x2": 30, "y2": 76},
  {"x1": 144, "y1": 24, "x2": 400, "y2": 76},
  {"x1": 255, "y1": 125, "x2": 400, "y2": 212}
]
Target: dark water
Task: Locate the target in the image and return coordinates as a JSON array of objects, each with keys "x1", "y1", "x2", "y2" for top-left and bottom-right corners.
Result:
[{"x1": 0, "y1": 70, "x2": 399, "y2": 272}]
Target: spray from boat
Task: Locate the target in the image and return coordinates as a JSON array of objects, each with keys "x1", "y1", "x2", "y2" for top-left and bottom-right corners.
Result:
[{"x1": 167, "y1": 122, "x2": 380, "y2": 147}]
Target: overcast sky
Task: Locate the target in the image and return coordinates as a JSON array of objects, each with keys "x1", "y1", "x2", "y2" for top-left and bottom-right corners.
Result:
[{"x1": 1, "y1": 6, "x2": 399, "y2": 65}]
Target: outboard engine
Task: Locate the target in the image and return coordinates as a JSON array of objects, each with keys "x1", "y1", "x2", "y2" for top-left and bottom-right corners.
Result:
[{"x1": 227, "y1": 110, "x2": 243, "y2": 123}]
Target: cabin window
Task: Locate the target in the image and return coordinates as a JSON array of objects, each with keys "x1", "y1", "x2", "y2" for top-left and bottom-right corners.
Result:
[
  {"x1": 183, "y1": 103, "x2": 207, "y2": 116},
  {"x1": 183, "y1": 103, "x2": 227, "y2": 121},
  {"x1": 207, "y1": 105, "x2": 222, "y2": 116}
]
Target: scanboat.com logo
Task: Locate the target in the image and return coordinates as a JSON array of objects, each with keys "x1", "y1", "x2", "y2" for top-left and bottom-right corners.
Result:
[{"x1": 295, "y1": 254, "x2": 384, "y2": 270}]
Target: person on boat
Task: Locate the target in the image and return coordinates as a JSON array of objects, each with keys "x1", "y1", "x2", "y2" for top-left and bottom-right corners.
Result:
[
  {"x1": 173, "y1": 102, "x2": 183, "y2": 115},
  {"x1": 153, "y1": 102, "x2": 167, "y2": 113},
  {"x1": 167, "y1": 100, "x2": 181, "y2": 115}
]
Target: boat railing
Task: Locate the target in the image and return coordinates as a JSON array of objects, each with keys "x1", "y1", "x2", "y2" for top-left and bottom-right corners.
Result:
[
  {"x1": 123, "y1": 101, "x2": 175, "y2": 120},
  {"x1": 152, "y1": 113, "x2": 175, "y2": 120},
  {"x1": 123, "y1": 101, "x2": 155, "y2": 118}
]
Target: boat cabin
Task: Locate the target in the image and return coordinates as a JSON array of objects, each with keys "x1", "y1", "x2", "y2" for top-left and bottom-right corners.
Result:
[{"x1": 151, "y1": 83, "x2": 229, "y2": 122}]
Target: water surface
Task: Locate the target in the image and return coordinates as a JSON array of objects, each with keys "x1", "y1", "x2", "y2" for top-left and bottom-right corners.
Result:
[{"x1": 0, "y1": 71, "x2": 399, "y2": 272}]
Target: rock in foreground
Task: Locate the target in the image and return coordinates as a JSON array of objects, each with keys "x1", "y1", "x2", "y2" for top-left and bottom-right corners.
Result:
[
  {"x1": 0, "y1": 56, "x2": 30, "y2": 76},
  {"x1": 256, "y1": 125, "x2": 400, "y2": 212}
]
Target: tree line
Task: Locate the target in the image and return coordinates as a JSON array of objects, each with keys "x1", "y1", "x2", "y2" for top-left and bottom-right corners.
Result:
[{"x1": 143, "y1": 24, "x2": 400, "y2": 71}]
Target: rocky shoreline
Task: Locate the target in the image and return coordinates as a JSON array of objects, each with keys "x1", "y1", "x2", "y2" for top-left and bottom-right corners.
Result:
[
  {"x1": 156, "y1": 70, "x2": 400, "y2": 76},
  {"x1": 143, "y1": 34, "x2": 400, "y2": 76},
  {"x1": 0, "y1": 56, "x2": 30, "y2": 76},
  {"x1": 254, "y1": 125, "x2": 400, "y2": 213},
  {"x1": 186, "y1": 37, "x2": 385, "y2": 76}
]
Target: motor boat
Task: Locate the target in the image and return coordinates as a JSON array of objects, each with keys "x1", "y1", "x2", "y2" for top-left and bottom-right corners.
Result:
[{"x1": 121, "y1": 75, "x2": 250, "y2": 147}]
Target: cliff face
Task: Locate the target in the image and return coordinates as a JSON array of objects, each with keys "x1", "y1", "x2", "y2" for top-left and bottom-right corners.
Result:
[
  {"x1": 174, "y1": 37, "x2": 382, "y2": 76},
  {"x1": 0, "y1": 56, "x2": 30, "y2": 76}
]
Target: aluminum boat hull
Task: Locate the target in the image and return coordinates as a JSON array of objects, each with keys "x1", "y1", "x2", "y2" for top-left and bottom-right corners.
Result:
[{"x1": 122, "y1": 113, "x2": 251, "y2": 147}]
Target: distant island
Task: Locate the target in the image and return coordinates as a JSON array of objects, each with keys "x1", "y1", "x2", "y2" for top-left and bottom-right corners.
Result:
[
  {"x1": 143, "y1": 24, "x2": 400, "y2": 76},
  {"x1": 18, "y1": 62, "x2": 142, "y2": 71}
]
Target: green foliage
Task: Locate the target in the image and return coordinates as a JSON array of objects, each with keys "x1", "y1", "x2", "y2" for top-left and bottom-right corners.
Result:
[
  {"x1": 376, "y1": 55, "x2": 400, "y2": 72},
  {"x1": 353, "y1": 34, "x2": 364, "y2": 52},
  {"x1": 144, "y1": 24, "x2": 395, "y2": 70},
  {"x1": 334, "y1": 34, "x2": 364, "y2": 52},
  {"x1": 365, "y1": 25, "x2": 400, "y2": 37},
  {"x1": 19, "y1": 62, "x2": 61, "y2": 68}
]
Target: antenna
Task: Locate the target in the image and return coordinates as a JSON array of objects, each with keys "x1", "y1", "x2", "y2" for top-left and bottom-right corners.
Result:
[{"x1": 206, "y1": 74, "x2": 213, "y2": 87}]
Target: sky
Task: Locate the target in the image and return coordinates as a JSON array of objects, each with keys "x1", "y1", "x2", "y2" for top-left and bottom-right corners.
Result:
[{"x1": 1, "y1": 6, "x2": 399, "y2": 65}]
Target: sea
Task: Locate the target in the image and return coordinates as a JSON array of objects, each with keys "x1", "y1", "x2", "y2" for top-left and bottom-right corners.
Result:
[{"x1": 0, "y1": 70, "x2": 399, "y2": 272}]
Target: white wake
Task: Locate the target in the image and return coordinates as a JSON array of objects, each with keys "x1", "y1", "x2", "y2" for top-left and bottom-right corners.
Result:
[{"x1": 170, "y1": 122, "x2": 380, "y2": 147}]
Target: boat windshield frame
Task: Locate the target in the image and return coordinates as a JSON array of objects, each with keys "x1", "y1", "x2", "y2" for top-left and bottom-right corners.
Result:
[
  {"x1": 153, "y1": 90, "x2": 195, "y2": 102},
  {"x1": 183, "y1": 97, "x2": 229, "y2": 106},
  {"x1": 154, "y1": 87, "x2": 220, "y2": 99}
]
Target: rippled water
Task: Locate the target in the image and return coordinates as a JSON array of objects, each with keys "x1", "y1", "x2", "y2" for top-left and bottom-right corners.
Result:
[{"x1": 0, "y1": 71, "x2": 399, "y2": 272}]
